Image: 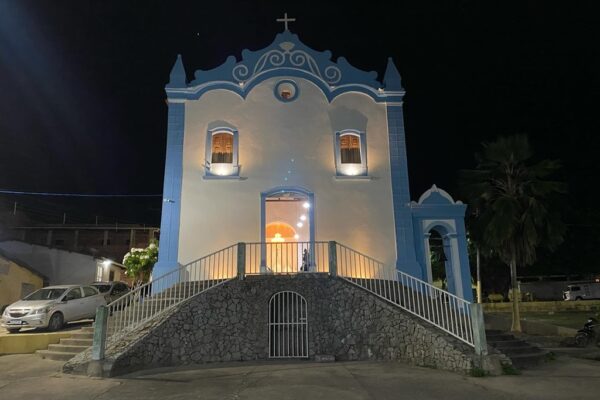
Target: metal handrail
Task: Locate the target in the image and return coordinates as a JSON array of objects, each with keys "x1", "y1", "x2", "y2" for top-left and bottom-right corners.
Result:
[
  {"x1": 93, "y1": 240, "x2": 477, "y2": 361},
  {"x1": 245, "y1": 241, "x2": 330, "y2": 275},
  {"x1": 104, "y1": 244, "x2": 238, "y2": 342},
  {"x1": 336, "y1": 242, "x2": 475, "y2": 347}
]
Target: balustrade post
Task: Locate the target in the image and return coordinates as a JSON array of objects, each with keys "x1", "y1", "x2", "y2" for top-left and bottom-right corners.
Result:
[
  {"x1": 328, "y1": 241, "x2": 337, "y2": 277},
  {"x1": 469, "y1": 303, "x2": 488, "y2": 355},
  {"x1": 91, "y1": 305, "x2": 108, "y2": 361},
  {"x1": 237, "y1": 242, "x2": 246, "y2": 280}
]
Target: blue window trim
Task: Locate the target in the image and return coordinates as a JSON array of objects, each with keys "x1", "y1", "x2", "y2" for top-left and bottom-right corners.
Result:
[
  {"x1": 334, "y1": 129, "x2": 368, "y2": 177},
  {"x1": 204, "y1": 127, "x2": 240, "y2": 177},
  {"x1": 274, "y1": 79, "x2": 300, "y2": 103}
]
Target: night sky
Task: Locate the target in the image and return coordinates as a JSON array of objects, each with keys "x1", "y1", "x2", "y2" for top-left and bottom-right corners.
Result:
[{"x1": 0, "y1": 1, "x2": 598, "y2": 272}]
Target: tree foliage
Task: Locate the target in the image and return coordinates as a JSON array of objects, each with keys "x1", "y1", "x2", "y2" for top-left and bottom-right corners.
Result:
[
  {"x1": 123, "y1": 240, "x2": 158, "y2": 285},
  {"x1": 461, "y1": 135, "x2": 566, "y2": 265},
  {"x1": 460, "y1": 135, "x2": 566, "y2": 330}
]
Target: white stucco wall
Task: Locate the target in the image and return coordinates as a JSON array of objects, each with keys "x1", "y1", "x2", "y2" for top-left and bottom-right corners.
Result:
[
  {"x1": 178, "y1": 77, "x2": 397, "y2": 267},
  {"x1": 0, "y1": 241, "x2": 98, "y2": 285}
]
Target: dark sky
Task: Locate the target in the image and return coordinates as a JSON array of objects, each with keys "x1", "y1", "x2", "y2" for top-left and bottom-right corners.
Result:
[{"x1": 0, "y1": 1, "x2": 598, "y2": 238}]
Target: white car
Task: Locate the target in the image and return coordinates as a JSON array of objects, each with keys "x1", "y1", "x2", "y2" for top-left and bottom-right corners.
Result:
[
  {"x1": 1, "y1": 285, "x2": 106, "y2": 333},
  {"x1": 564, "y1": 283, "x2": 600, "y2": 301}
]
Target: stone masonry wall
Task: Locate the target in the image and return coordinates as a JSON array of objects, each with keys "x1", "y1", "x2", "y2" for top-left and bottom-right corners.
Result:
[{"x1": 66, "y1": 274, "x2": 479, "y2": 376}]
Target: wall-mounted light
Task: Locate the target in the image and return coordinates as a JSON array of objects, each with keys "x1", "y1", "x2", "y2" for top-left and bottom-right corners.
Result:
[
  {"x1": 339, "y1": 163, "x2": 362, "y2": 176},
  {"x1": 211, "y1": 163, "x2": 235, "y2": 176},
  {"x1": 296, "y1": 222, "x2": 303, "y2": 228},
  {"x1": 300, "y1": 215, "x2": 306, "y2": 221},
  {"x1": 302, "y1": 202, "x2": 310, "y2": 209}
]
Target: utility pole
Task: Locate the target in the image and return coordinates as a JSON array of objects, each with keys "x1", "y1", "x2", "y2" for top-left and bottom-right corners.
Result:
[
  {"x1": 63, "y1": 212, "x2": 67, "y2": 225},
  {"x1": 476, "y1": 245, "x2": 482, "y2": 303},
  {"x1": 13, "y1": 201, "x2": 17, "y2": 216}
]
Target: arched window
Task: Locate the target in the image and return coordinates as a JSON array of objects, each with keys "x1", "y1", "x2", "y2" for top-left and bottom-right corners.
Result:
[
  {"x1": 211, "y1": 132, "x2": 233, "y2": 163},
  {"x1": 205, "y1": 127, "x2": 240, "y2": 178},
  {"x1": 340, "y1": 133, "x2": 361, "y2": 164},
  {"x1": 335, "y1": 130, "x2": 367, "y2": 177}
]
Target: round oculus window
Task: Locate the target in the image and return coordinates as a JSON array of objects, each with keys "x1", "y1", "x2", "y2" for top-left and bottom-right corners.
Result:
[{"x1": 275, "y1": 80, "x2": 299, "y2": 102}]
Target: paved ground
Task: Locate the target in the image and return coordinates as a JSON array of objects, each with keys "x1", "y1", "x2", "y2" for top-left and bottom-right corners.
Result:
[{"x1": 0, "y1": 353, "x2": 599, "y2": 400}]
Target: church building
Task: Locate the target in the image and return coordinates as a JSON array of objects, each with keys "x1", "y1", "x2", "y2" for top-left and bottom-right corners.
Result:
[
  {"x1": 153, "y1": 16, "x2": 473, "y2": 301},
  {"x1": 65, "y1": 16, "x2": 504, "y2": 377}
]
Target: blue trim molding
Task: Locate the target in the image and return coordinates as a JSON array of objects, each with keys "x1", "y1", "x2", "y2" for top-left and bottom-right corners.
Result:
[
  {"x1": 154, "y1": 101, "x2": 185, "y2": 278},
  {"x1": 204, "y1": 126, "x2": 240, "y2": 177}
]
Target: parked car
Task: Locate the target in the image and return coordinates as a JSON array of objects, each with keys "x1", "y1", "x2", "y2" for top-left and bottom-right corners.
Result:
[
  {"x1": 90, "y1": 281, "x2": 130, "y2": 304},
  {"x1": 563, "y1": 283, "x2": 600, "y2": 301},
  {"x1": 0, "y1": 285, "x2": 106, "y2": 333}
]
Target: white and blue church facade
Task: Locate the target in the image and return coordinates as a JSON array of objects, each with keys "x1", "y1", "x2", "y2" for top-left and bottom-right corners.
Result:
[{"x1": 153, "y1": 25, "x2": 474, "y2": 301}]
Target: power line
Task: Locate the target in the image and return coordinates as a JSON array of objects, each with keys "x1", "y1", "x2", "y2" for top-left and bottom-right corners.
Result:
[{"x1": 0, "y1": 190, "x2": 162, "y2": 197}]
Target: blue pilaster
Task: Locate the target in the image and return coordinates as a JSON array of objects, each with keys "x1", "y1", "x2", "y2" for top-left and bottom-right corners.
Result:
[
  {"x1": 455, "y1": 219, "x2": 474, "y2": 302},
  {"x1": 386, "y1": 105, "x2": 421, "y2": 277},
  {"x1": 153, "y1": 56, "x2": 187, "y2": 279},
  {"x1": 153, "y1": 101, "x2": 185, "y2": 278}
]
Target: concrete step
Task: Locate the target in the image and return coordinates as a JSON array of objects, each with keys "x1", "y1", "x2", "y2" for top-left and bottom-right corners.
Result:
[
  {"x1": 36, "y1": 349, "x2": 79, "y2": 361},
  {"x1": 69, "y1": 332, "x2": 93, "y2": 340},
  {"x1": 486, "y1": 333, "x2": 516, "y2": 341},
  {"x1": 490, "y1": 339, "x2": 531, "y2": 348},
  {"x1": 508, "y1": 351, "x2": 551, "y2": 369},
  {"x1": 496, "y1": 346, "x2": 544, "y2": 355},
  {"x1": 48, "y1": 343, "x2": 89, "y2": 353},
  {"x1": 80, "y1": 326, "x2": 95, "y2": 333},
  {"x1": 60, "y1": 338, "x2": 93, "y2": 346},
  {"x1": 486, "y1": 329, "x2": 551, "y2": 369}
]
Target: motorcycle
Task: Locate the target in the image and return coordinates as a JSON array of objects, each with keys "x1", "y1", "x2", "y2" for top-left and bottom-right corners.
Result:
[{"x1": 574, "y1": 317, "x2": 599, "y2": 347}]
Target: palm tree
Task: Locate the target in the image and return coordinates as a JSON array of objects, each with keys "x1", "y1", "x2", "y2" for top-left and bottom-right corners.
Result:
[{"x1": 460, "y1": 135, "x2": 566, "y2": 332}]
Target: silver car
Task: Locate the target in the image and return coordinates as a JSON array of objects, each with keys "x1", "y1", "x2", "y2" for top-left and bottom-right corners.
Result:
[{"x1": 1, "y1": 285, "x2": 106, "y2": 333}]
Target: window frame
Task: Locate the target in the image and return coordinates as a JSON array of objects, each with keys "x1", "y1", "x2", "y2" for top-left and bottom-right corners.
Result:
[
  {"x1": 334, "y1": 129, "x2": 368, "y2": 177},
  {"x1": 204, "y1": 127, "x2": 240, "y2": 177}
]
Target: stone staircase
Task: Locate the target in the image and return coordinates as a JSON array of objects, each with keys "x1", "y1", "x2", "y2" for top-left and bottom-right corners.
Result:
[
  {"x1": 36, "y1": 326, "x2": 94, "y2": 361},
  {"x1": 486, "y1": 329, "x2": 550, "y2": 369}
]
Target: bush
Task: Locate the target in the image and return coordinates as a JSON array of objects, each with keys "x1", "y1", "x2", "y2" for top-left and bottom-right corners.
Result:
[
  {"x1": 470, "y1": 367, "x2": 487, "y2": 377},
  {"x1": 501, "y1": 363, "x2": 521, "y2": 375},
  {"x1": 123, "y1": 240, "x2": 158, "y2": 285}
]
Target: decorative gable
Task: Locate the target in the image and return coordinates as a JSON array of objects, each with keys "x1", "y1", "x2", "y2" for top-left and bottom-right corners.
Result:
[{"x1": 166, "y1": 31, "x2": 404, "y2": 103}]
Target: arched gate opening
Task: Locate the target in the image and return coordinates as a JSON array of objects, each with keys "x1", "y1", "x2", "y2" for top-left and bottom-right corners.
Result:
[{"x1": 268, "y1": 291, "x2": 308, "y2": 358}]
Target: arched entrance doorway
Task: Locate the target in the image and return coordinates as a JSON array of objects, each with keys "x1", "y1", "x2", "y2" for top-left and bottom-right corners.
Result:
[
  {"x1": 268, "y1": 291, "x2": 308, "y2": 358},
  {"x1": 261, "y1": 187, "x2": 315, "y2": 273}
]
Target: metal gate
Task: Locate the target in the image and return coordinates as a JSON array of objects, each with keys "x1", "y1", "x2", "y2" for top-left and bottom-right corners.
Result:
[{"x1": 268, "y1": 291, "x2": 308, "y2": 358}]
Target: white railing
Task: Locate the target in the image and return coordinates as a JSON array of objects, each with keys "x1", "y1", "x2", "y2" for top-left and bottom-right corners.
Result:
[
  {"x1": 93, "y1": 241, "x2": 480, "y2": 362},
  {"x1": 245, "y1": 241, "x2": 329, "y2": 275},
  {"x1": 105, "y1": 244, "x2": 238, "y2": 342},
  {"x1": 336, "y1": 243, "x2": 475, "y2": 347}
]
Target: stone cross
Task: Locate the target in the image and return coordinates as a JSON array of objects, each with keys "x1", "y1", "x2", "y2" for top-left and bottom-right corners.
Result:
[{"x1": 276, "y1": 12, "x2": 296, "y2": 31}]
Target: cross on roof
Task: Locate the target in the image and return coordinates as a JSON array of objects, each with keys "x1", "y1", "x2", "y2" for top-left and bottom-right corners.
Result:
[{"x1": 276, "y1": 12, "x2": 296, "y2": 31}]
